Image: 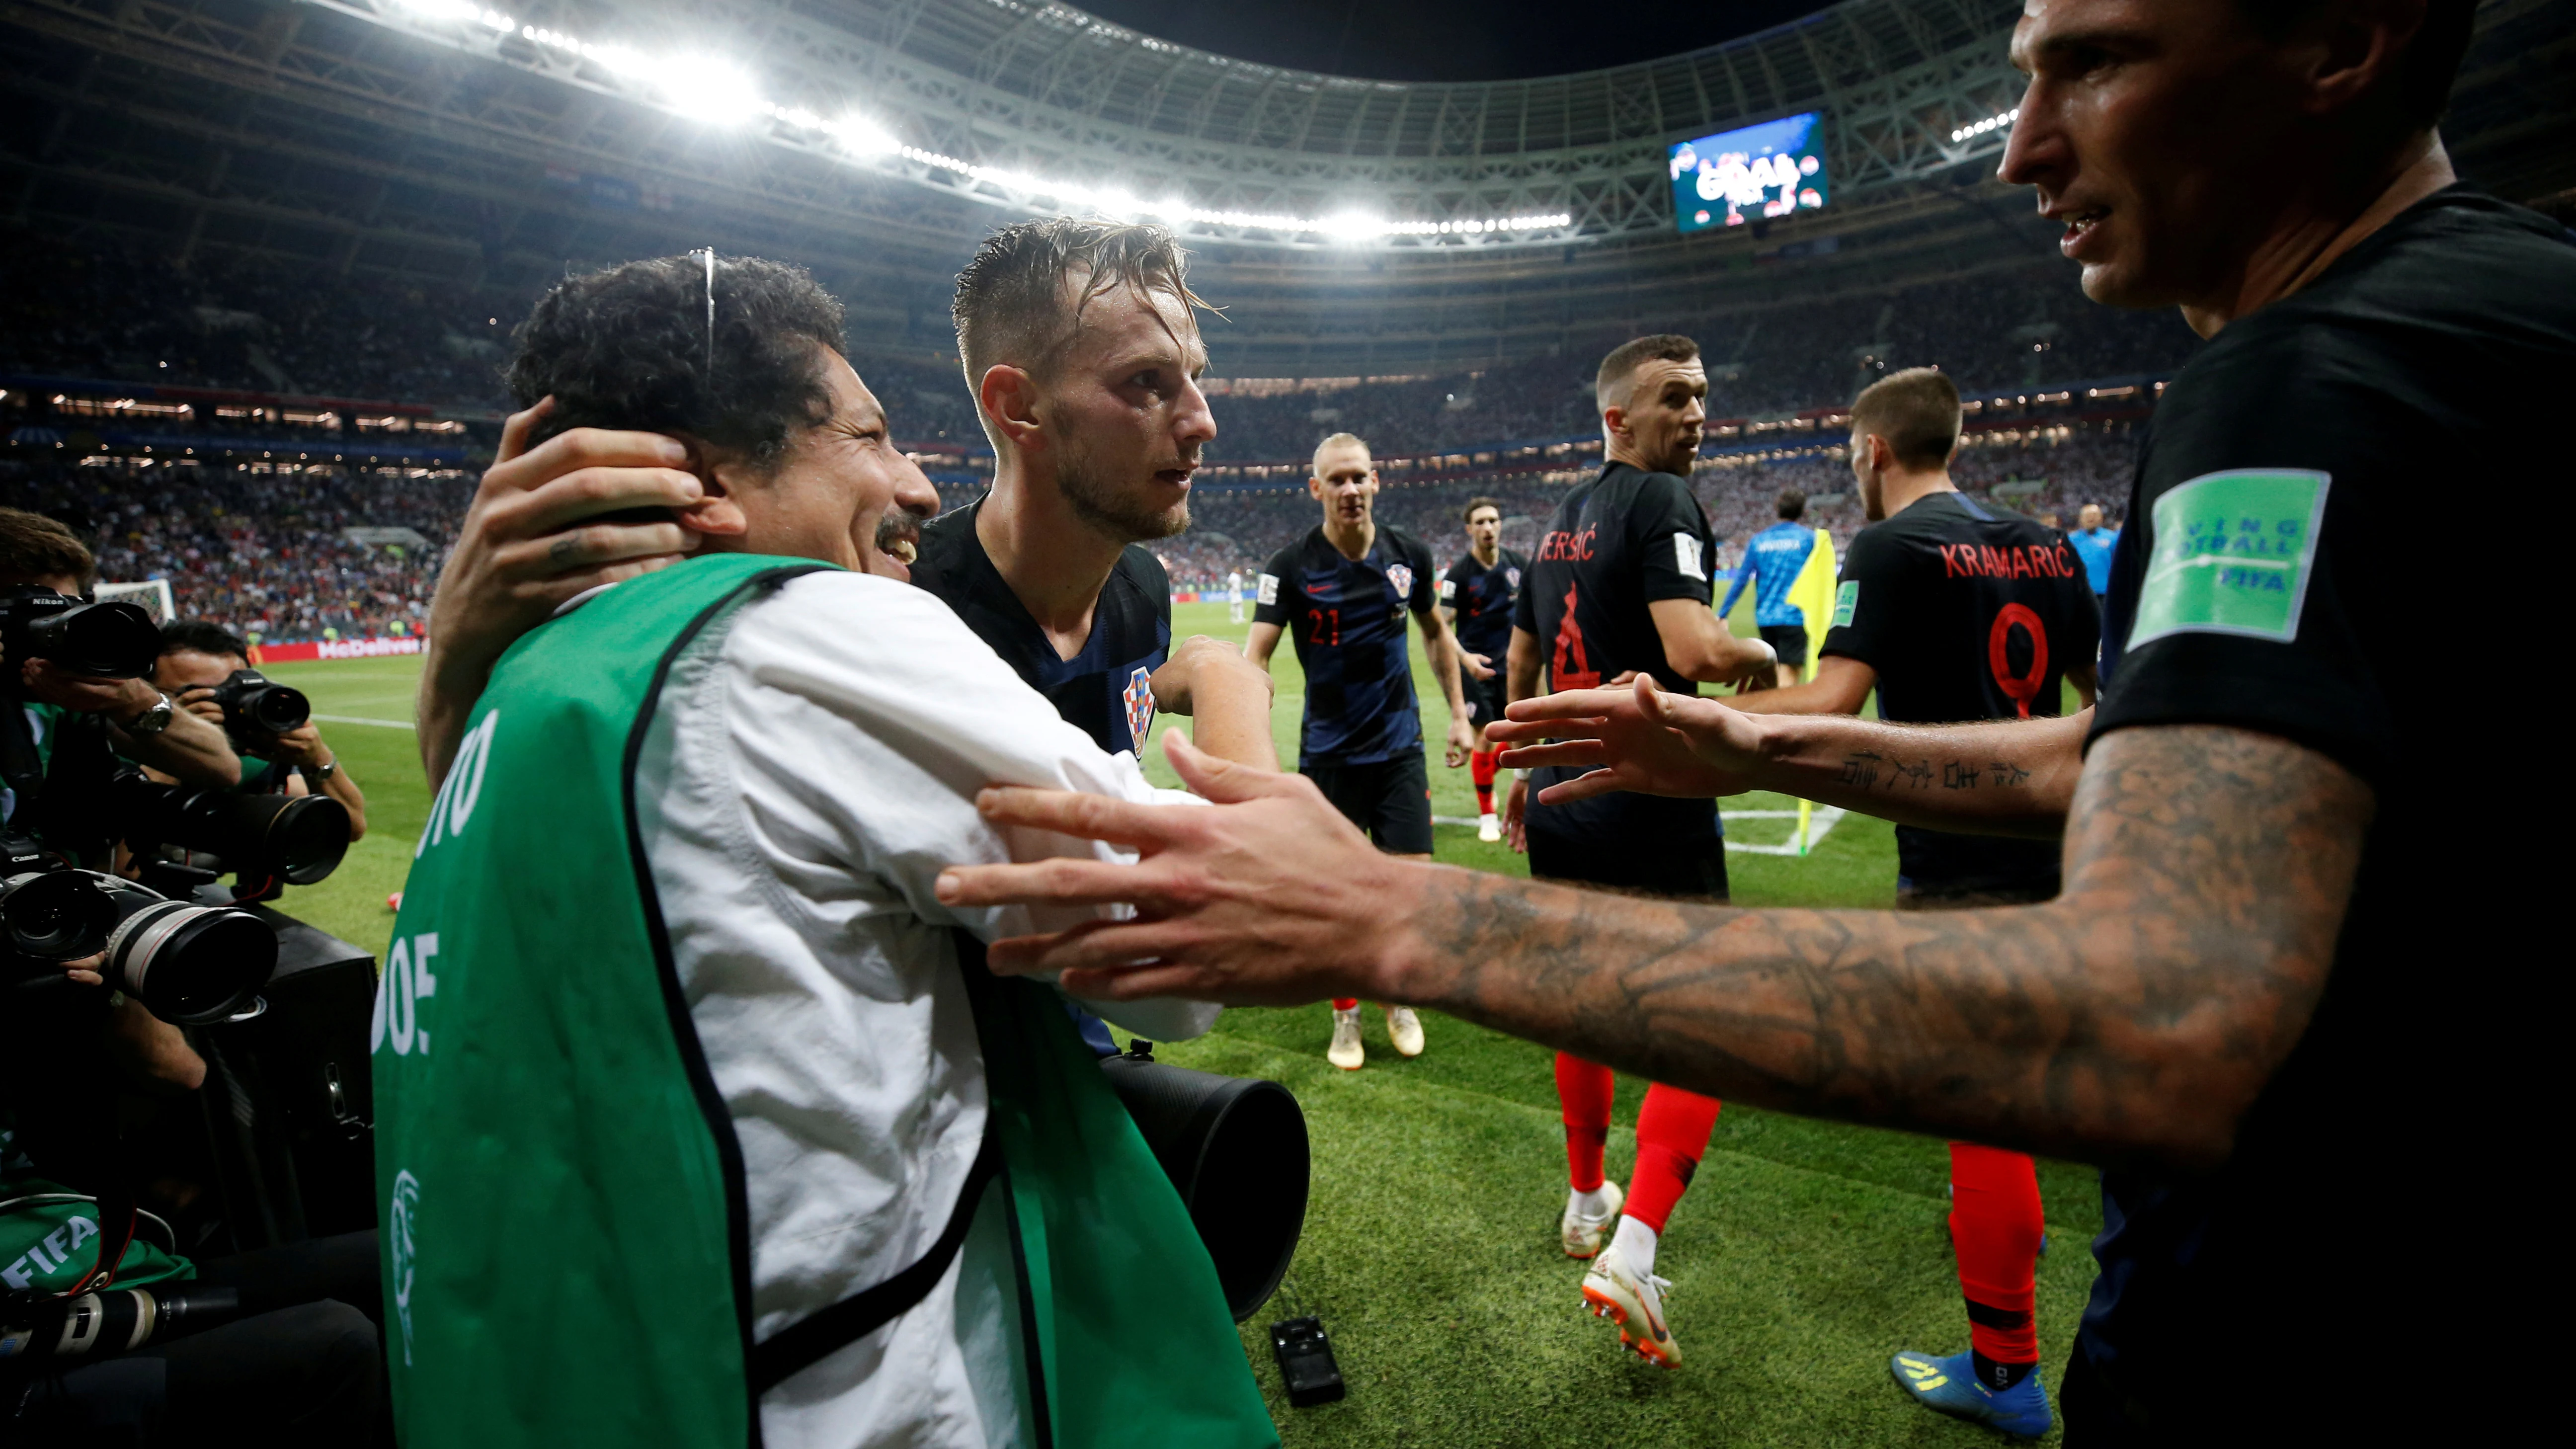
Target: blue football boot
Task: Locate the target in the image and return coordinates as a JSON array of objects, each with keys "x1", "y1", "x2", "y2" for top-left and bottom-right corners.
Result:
[{"x1": 1889, "y1": 1348, "x2": 2052, "y2": 1438}]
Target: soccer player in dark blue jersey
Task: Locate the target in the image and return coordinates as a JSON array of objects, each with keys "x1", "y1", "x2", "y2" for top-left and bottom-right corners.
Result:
[
  {"x1": 916, "y1": 219, "x2": 1273, "y2": 773},
  {"x1": 1250, "y1": 432, "x2": 1475, "y2": 1070},
  {"x1": 1438, "y1": 496, "x2": 1525, "y2": 841},
  {"x1": 1716, "y1": 488, "x2": 1820, "y2": 688}
]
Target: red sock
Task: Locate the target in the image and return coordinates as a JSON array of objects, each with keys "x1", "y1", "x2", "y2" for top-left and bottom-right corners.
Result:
[
  {"x1": 1622, "y1": 1084, "x2": 1721, "y2": 1232},
  {"x1": 1331, "y1": 998, "x2": 1358, "y2": 1011},
  {"x1": 1471, "y1": 748, "x2": 1498, "y2": 813},
  {"x1": 1949, "y1": 1142, "x2": 2043, "y2": 1367},
  {"x1": 1554, "y1": 1053, "x2": 1614, "y2": 1192}
]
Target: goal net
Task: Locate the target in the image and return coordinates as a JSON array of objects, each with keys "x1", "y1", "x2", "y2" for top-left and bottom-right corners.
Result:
[{"x1": 96, "y1": 579, "x2": 177, "y2": 624}]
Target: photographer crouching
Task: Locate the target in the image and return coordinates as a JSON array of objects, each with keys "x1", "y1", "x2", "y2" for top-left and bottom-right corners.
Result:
[
  {"x1": 152, "y1": 622, "x2": 368, "y2": 846},
  {"x1": 1, "y1": 508, "x2": 384, "y2": 1446}
]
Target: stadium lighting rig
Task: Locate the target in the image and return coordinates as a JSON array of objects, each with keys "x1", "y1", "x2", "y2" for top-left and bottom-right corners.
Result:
[
  {"x1": 376, "y1": 0, "x2": 1571, "y2": 243},
  {"x1": 1948, "y1": 106, "x2": 2020, "y2": 144}
]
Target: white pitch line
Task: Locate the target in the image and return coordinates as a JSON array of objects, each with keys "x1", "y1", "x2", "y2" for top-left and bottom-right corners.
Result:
[
  {"x1": 314, "y1": 713, "x2": 417, "y2": 729},
  {"x1": 1431, "y1": 805, "x2": 1846, "y2": 855}
]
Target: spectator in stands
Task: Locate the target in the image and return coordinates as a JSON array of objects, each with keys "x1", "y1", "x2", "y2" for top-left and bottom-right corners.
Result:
[{"x1": 154, "y1": 619, "x2": 367, "y2": 840}]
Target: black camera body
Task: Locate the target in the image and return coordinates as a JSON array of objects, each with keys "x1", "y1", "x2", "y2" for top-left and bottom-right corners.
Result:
[
  {"x1": 207, "y1": 667, "x2": 311, "y2": 745},
  {"x1": 0, "y1": 586, "x2": 161, "y2": 679},
  {"x1": 0, "y1": 846, "x2": 278, "y2": 1024},
  {"x1": 108, "y1": 767, "x2": 349, "y2": 900}
]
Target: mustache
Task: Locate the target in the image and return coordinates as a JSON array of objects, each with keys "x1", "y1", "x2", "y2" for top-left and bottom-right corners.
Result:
[{"x1": 875, "y1": 509, "x2": 923, "y2": 554}]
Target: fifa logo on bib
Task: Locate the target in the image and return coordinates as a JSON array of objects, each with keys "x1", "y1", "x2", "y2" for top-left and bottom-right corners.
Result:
[
  {"x1": 1386, "y1": 564, "x2": 1414, "y2": 599},
  {"x1": 1123, "y1": 666, "x2": 1155, "y2": 754},
  {"x1": 389, "y1": 1169, "x2": 421, "y2": 1367}
]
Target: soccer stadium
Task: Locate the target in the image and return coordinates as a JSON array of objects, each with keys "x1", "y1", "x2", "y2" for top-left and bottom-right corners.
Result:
[{"x1": 0, "y1": 0, "x2": 2568, "y2": 1440}]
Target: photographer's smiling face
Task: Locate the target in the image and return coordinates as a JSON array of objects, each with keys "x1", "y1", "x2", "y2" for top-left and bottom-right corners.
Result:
[{"x1": 682, "y1": 349, "x2": 942, "y2": 578}]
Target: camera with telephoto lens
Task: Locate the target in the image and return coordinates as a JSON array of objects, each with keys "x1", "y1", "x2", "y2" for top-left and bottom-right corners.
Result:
[
  {"x1": 206, "y1": 668, "x2": 311, "y2": 745},
  {"x1": 106, "y1": 767, "x2": 350, "y2": 896},
  {"x1": 0, "y1": 586, "x2": 161, "y2": 680},
  {"x1": 0, "y1": 841, "x2": 277, "y2": 1025}
]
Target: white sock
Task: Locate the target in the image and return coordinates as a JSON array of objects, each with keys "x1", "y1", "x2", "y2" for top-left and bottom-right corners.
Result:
[
  {"x1": 1569, "y1": 1183, "x2": 1615, "y2": 1219},
  {"x1": 1610, "y1": 1215, "x2": 1659, "y2": 1278}
]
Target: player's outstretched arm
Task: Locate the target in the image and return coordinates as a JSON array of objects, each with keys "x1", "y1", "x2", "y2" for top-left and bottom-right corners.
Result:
[
  {"x1": 934, "y1": 722, "x2": 2371, "y2": 1171},
  {"x1": 1147, "y1": 636, "x2": 1278, "y2": 772},
  {"x1": 419, "y1": 400, "x2": 710, "y2": 786},
  {"x1": 1646, "y1": 597, "x2": 1772, "y2": 684},
  {"x1": 1242, "y1": 621, "x2": 1284, "y2": 671},
  {"x1": 1489, "y1": 677, "x2": 2086, "y2": 838}
]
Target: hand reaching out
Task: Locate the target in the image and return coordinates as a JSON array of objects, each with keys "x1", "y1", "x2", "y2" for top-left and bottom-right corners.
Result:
[{"x1": 1485, "y1": 675, "x2": 1770, "y2": 805}]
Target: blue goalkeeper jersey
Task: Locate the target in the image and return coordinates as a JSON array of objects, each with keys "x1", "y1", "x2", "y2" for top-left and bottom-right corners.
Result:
[{"x1": 1718, "y1": 520, "x2": 1817, "y2": 628}]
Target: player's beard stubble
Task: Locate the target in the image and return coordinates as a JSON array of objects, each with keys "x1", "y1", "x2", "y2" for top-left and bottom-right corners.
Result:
[{"x1": 1056, "y1": 442, "x2": 1193, "y2": 544}]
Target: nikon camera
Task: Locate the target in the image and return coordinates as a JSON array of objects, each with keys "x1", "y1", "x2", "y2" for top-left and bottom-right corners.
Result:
[{"x1": 0, "y1": 585, "x2": 162, "y2": 680}]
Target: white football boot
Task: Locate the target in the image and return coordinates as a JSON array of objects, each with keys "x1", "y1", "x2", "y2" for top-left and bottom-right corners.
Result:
[
  {"x1": 1477, "y1": 813, "x2": 1503, "y2": 843},
  {"x1": 1560, "y1": 1180, "x2": 1625, "y2": 1259},
  {"x1": 1385, "y1": 1005, "x2": 1427, "y2": 1057},
  {"x1": 1582, "y1": 1242, "x2": 1680, "y2": 1367},
  {"x1": 1327, "y1": 1006, "x2": 1366, "y2": 1070}
]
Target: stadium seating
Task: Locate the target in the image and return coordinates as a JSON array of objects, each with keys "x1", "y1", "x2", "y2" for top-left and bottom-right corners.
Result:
[{"x1": 2, "y1": 221, "x2": 2154, "y2": 636}]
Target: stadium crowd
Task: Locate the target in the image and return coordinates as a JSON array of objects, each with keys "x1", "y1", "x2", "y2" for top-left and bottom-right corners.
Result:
[
  {"x1": 2, "y1": 223, "x2": 2165, "y2": 637},
  {"x1": 1151, "y1": 426, "x2": 2136, "y2": 593},
  {"x1": 0, "y1": 457, "x2": 460, "y2": 642}
]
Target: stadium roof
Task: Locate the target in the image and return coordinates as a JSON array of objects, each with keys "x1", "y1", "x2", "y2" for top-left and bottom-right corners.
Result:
[{"x1": 4, "y1": 0, "x2": 2568, "y2": 375}]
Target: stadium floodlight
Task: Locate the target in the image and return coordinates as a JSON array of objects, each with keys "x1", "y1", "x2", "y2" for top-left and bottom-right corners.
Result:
[
  {"x1": 394, "y1": 0, "x2": 513, "y2": 31},
  {"x1": 357, "y1": 0, "x2": 1584, "y2": 244},
  {"x1": 654, "y1": 59, "x2": 765, "y2": 126},
  {"x1": 1323, "y1": 213, "x2": 1385, "y2": 244},
  {"x1": 1948, "y1": 106, "x2": 2021, "y2": 144},
  {"x1": 826, "y1": 114, "x2": 899, "y2": 157}
]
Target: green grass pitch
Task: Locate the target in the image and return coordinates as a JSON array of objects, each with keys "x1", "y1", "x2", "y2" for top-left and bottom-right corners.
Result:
[{"x1": 263, "y1": 595, "x2": 2098, "y2": 1447}]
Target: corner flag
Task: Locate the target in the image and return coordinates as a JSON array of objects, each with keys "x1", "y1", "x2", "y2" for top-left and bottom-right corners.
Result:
[{"x1": 1783, "y1": 527, "x2": 1839, "y2": 853}]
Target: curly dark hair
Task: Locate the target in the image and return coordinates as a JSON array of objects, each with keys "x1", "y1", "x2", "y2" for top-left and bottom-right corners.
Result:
[{"x1": 506, "y1": 253, "x2": 846, "y2": 466}]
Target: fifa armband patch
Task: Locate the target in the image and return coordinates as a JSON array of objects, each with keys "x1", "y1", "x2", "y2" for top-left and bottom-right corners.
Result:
[
  {"x1": 2129, "y1": 470, "x2": 2329, "y2": 647},
  {"x1": 1256, "y1": 573, "x2": 1280, "y2": 606},
  {"x1": 1831, "y1": 580, "x2": 1859, "y2": 628},
  {"x1": 1672, "y1": 533, "x2": 1705, "y2": 580}
]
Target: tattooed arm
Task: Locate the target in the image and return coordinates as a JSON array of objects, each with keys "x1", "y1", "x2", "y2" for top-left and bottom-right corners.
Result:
[
  {"x1": 1486, "y1": 677, "x2": 2087, "y2": 838},
  {"x1": 935, "y1": 722, "x2": 2371, "y2": 1170}
]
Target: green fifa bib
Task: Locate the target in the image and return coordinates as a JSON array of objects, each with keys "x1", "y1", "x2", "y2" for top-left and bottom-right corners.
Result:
[{"x1": 377, "y1": 555, "x2": 1275, "y2": 1449}]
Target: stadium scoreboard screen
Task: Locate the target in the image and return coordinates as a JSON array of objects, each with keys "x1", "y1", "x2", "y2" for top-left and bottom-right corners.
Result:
[{"x1": 1670, "y1": 112, "x2": 1828, "y2": 233}]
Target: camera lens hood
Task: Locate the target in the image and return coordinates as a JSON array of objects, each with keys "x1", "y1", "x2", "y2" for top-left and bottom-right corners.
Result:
[
  {"x1": 1098, "y1": 1051, "x2": 1310, "y2": 1323},
  {"x1": 106, "y1": 898, "x2": 277, "y2": 1024}
]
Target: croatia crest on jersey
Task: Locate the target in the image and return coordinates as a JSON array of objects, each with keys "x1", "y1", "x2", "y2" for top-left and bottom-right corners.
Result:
[
  {"x1": 1505, "y1": 566, "x2": 1522, "y2": 589},
  {"x1": 1386, "y1": 563, "x2": 1415, "y2": 600},
  {"x1": 1123, "y1": 665, "x2": 1155, "y2": 754}
]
